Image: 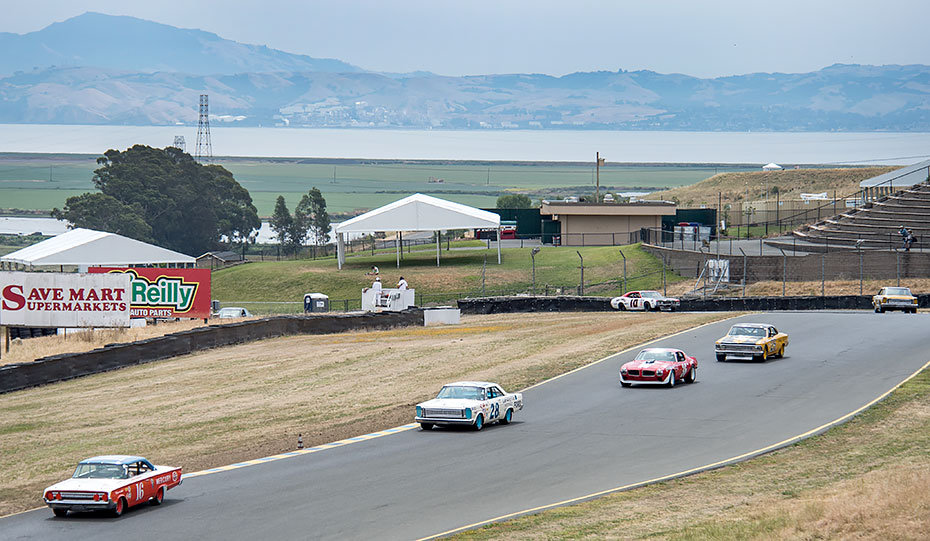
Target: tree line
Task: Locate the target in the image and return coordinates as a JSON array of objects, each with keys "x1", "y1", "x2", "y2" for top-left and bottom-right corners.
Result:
[
  {"x1": 52, "y1": 145, "x2": 330, "y2": 256},
  {"x1": 269, "y1": 189, "x2": 332, "y2": 253}
]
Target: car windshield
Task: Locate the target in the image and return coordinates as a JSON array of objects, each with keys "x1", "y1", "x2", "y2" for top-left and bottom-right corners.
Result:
[
  {"x1": 634, "y1": 349, "x2": 676, "y2": 362},
  {"x1": 73, "y1": 463, "x2": 129, "y2": 479},
  {"x1": 640, "y1": 291, "x2": 661, "y2": 298},
  {"x1": 436, "y1": 386, "x2": 484, "y2": 400},
  {"x1": 728, "y1": 326, "x2": 765, "y2": 337},
  {"x1": 884, "y1": 287, "x2": 911, "y2": 296}
]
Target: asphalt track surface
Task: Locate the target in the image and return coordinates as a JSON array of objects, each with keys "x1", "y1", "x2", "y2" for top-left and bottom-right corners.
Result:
[{"x1": 3, "y1": 311, "x2": 928, "y2": 540}]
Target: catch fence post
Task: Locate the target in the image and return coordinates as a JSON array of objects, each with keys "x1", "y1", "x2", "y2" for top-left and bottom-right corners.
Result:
[
  {"x1": 739, "y1": 248, "x2": 747, "y2": 297},
  {"x1": 780, "y1": 248, "x2": 787, "y2": 296},
  {"x1": 859, "y1": 245, "x2": 863, "y2": 295},
  {"x1": 576, "y1": 251, "x2": 584, "y2": 296}
]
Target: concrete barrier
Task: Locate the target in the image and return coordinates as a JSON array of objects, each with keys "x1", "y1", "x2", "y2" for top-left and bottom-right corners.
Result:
[{"x1": 0, "y1": 309, "x2": 423, "y2": 395}]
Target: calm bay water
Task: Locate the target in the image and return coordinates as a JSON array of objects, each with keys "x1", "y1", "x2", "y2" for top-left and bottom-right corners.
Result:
[{"x1": 1, "y1": 124, "x2": 929, "y2": 164}]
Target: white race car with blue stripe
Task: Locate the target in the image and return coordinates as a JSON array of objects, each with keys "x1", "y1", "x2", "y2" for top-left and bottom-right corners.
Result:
[{"x1": 415, "y1": 381, "x2": 523, "y2": 431}]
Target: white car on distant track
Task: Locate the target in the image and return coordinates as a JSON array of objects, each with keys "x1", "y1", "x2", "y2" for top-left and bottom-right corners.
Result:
[
  {"x1": 415, "y1": 381, "x2": 523, "y2": 431},
  {"x1": 216, "y1": 307, "x2": 253, "y2": 318},
  {"x1": 610, "y1": 290, "x2": 680, "y2": 311}
]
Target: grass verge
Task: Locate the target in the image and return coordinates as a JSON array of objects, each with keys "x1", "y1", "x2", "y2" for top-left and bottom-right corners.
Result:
[
  {"x1": 0, "y1": 311, "x2": 732, "y2": 517},
  {"x1": 449, "y1": 363, "x2": 930, "y2": 540},
  {"x1": 212, "y1": 243, "x2": 685, "y2": 307}
]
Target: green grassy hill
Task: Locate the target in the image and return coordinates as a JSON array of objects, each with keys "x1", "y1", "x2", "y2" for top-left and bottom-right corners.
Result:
[{"x1": 211, "y1": 243, "x2": 683, "y2": 311}]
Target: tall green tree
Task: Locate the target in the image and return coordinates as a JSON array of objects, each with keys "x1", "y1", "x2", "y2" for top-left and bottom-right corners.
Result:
[
  {"x1": 53, "y1": 145, "x2": 260, "y2": 255},
  {"x1": 51, "y1": 193, "x2": 153, "y2": 241},
  {"x1": 496, "y1": 193, "x2": 533, "y2": 208},
  {"x1": 270, "y1": 195, "x2": 294, "y2": 249},
  {"x1": 306, "y1": 187, "x2": 331, "y2": 246}
]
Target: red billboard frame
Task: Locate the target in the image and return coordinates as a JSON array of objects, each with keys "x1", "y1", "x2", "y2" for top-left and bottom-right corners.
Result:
[{"x1": 89, "y1": 268, "x2": 211, "y2": 319}]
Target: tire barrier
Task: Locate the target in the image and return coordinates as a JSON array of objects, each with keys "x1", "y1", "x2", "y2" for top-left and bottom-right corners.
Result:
[
  {"x1": 458, "y1": 296, "x2": 614, "y2": 314},
  {"x1": 9, "y1": 327, "x2": 58, "y2": 340},
  {"x1": 458, "y1": 294, "x2": 930, "y2": 314},
  {"x1": 0, "y1": 309, "x2": 423, "y2": 395}
]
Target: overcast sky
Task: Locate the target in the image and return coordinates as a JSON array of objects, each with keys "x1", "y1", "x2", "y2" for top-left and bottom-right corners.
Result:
[{"x1": 4, "y1": 0, "x2": 929, "y2": 78}]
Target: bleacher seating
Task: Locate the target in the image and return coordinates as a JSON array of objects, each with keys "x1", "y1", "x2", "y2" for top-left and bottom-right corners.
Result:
[{"x1": 792, "y1": 179, "x2": 930, "y2": 250}]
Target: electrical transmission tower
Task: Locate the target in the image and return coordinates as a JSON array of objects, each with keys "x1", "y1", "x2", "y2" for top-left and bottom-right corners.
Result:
[
  {"x1": 171, "y1": 136, "x2": 186, "y2": 153},
  {"x1": 195, "y1": 94, "x2": 212, "y2": 163}
]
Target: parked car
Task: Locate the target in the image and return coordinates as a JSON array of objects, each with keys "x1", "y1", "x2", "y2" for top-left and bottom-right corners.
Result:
[
  {"x1": 415, "y1": 381, "x2": 523, "y2": 430},
  {"x1": 216, "y1": 306, "x2": 253, "y2": 318},
  {"x1": 610, "y1": 290, "x2": 680, "y2": 311},
  {"x1": 872, "y1": 286, "x2": 918, "y2": 313},
  {"x1": 619, "y1": 348, "x2": 697, "y2": 387},
  {"x1": 43, "y1": 455, "x2": 182, "y2": 517},
  {"x1": 715, "y1": 323, "x2": 788, "y2": 362}
]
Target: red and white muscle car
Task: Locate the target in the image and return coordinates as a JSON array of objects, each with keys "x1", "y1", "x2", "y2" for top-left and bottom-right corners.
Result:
[
  {"x1": 44, "y1": 455, "x2": 182, "y2": 517},
  {"x1": 619, "y1": 348, "x2": 697, "y2": 387},
  {"x1": 610, "y1": 290, "x2": 680, "y2": 311}
]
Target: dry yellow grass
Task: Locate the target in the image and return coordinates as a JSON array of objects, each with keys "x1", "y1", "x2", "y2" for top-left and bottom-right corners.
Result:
[
  {"x1": 0, "y1": 311, "x2": 733, "y2": 516},
  {"x1": 648, "y1": 167, "x2": 895, "y2": 207},
  {"x1": 0, "y1": 318, "x2": 261, "y2": 367},
  {"x1": 659, "y1": 278, "x2": 929, "y2": 298}
]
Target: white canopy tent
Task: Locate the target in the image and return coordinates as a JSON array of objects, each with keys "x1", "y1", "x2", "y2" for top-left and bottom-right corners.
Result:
[
  {"x1": 0, "y1": 228, "x2": 195, "y2": 269},
  {"x1": 334, "y1": 193, "x2": 501, "y2": 269},
  {"x1": 762, "y1": 163, "x2": 783, "y2": 170}
]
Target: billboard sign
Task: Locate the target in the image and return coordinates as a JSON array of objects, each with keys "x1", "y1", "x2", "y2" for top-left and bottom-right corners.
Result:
[
  {"x1": 89, "y1": 268, "x2": 211, "y2": 319},
  {"x1": 1, "y1": 271, "x2": 131, "y2": 327}
]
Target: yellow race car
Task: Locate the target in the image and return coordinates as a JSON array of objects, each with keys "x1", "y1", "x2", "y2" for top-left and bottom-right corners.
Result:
[
  {"x1": 715, "y1": 323, "x2": 788, "y2": 362},
  {"x1": 872, "y1": 286, "x2": 918, "y2": 314}
]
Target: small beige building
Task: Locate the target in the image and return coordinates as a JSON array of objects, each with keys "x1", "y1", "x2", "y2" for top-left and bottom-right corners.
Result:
[{"x1": 540, "y1": 201, "x2": 677, "y2": 246}]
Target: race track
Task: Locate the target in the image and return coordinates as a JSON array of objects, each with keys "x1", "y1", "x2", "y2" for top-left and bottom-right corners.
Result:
[{"x1": 2, "y1": 311, "x2": 928, "y2": 540}]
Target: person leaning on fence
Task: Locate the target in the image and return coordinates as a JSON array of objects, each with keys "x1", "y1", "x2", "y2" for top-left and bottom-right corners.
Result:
[{"x1": 900, "y1": 226, "x2": 915, "y2": 251}]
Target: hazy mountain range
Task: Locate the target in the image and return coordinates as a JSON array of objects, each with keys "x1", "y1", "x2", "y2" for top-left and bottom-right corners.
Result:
[{"x1": 1, "y1": 12, "x2": 928, "y2": 131}]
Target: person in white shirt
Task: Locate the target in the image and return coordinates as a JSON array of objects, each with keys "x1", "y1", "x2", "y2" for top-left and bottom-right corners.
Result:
[
  {"x1": 372, "y1": 276, "x2": 382, "y2": 292},
  {"x1": 397, "y1": 276, "x2": 408, "y2": 290}
]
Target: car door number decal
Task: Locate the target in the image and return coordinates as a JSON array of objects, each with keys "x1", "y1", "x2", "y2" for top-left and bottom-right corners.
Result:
[{"x1": 488, "y1": 402, "x2": 499, "y2": 420}]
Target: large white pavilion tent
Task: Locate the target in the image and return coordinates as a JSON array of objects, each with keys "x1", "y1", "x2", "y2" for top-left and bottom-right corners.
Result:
[
  {"x1": 0, "y1": 228, "x2": 195, "y2": 270},
  {"x1": 335, "y1": 193, "x2": 501, "y2": 269}
]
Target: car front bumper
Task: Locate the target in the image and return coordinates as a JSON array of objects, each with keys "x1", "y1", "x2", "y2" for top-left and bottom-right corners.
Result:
[
  {"x1": 415, "y1": 416, "x2": 475, "y2": 425},
  {"x1": 619, "y1": 372, "x2": 673, "y2": 385},
  {"x1": 46, "y1": 500, "x2": 117, "y2": 512}
]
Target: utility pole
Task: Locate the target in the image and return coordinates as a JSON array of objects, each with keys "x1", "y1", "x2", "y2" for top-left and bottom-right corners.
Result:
[{"x1": 596, "y1": 152, "x2": 605, "y2": 203}]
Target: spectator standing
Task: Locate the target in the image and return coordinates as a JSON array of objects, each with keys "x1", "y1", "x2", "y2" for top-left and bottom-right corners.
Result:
[
  {"x1": 397, "y1": 276, "x2": 408, "y2": 290},
  {"x1": 900, "y1": 225, "x2": 914, "y2": 251}
]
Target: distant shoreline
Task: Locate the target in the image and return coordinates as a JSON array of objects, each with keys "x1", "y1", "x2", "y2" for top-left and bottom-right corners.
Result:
[{"x1": 0, "y1": 152, "x2": 884, "y2": 169}]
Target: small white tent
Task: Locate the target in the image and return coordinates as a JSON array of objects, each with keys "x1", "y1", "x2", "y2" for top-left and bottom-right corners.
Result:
[
  {"x1": 762, "y1": 163, "x2": 783, "y2": 170},
  {"x1": 334, "y1": 193, "x2": 502, "y2": 269},
  {"x1": 0, "y1": 228, "x2": 195, "y2": 269}
]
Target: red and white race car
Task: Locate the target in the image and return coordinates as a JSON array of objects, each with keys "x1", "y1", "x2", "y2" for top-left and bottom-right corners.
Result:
[
  {"x1": 610, "y1": 290, "x2": 680, "y2": 311},
  {"x1": 619, "y1": 348, "x2": 697, "y2": 387},
  {"x1": 43, "y1": 455, "x2": 182, "y2": 517}
]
